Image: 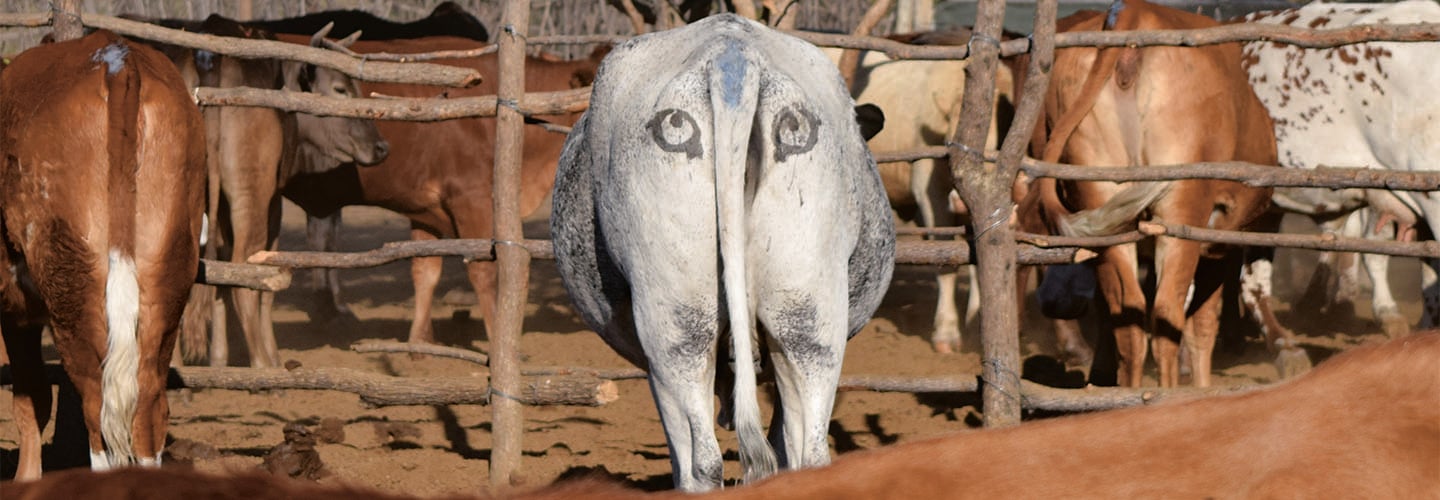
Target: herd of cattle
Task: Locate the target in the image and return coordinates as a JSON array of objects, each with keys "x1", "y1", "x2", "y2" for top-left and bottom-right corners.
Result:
[{"x1": 0, "y1": 0, "x2": 1437, "y2": 496}]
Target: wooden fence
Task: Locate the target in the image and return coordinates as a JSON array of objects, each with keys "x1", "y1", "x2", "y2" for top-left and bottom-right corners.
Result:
[{"x1": 3, "y1": 0, "x2": 1440, "y2": 488}]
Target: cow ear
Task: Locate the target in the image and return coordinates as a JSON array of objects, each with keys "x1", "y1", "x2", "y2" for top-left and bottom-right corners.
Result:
[
  {"x1": 854, "y1": 103, "x2": 884, "y2": 141},
  {"x1": 310, "y1": 22, "x2": 336, "y2": 48},
  {"x1": 337, "y1": 30, "x2": 362, "y2": 48}
]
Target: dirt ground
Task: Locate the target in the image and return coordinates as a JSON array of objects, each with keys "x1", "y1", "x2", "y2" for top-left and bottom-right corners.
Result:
[{"x1": 0, "y1": 202, "x2": 1411, "y2": 496}]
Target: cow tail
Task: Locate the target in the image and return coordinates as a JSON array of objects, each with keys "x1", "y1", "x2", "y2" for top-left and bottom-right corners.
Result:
[
  {"x1": 1043, "y1": 0, "x2": 1173, "y2": 237},
  {"x1": 98, "y1": 37, "x2": 143, "y2": 468},
  {"x1": 710, "y1": 41, "x2": 778, "y2": 482}
]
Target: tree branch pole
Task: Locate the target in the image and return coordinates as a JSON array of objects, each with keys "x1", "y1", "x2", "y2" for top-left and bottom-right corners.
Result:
[
  {"x1": 838, "y1": 0, "x2": 894, "y2": 90},
  {"x1": 198, "y1": 259, "x2": 291, "y2": 292},
  {"x1": 876, "y1": 146, "x2": 1440, "y2": 191},
  {"x1": 0, "y1": 12, "x2": 480, "y2": 87},
  {"x1": 948, "y1": 0, "x2": 1017, "y2": 428},
  {"x1": 490, "y1": 0, "x2": 533, "y2": 488},
  {"x1": 49, "y1": 0, "x2": 83, "y2": 42},
  {"x1": 193, "y1": 86, "x2": 590, "y2": 121}
]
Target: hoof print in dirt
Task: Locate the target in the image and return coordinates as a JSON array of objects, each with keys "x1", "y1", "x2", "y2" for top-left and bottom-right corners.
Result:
[{"x1": 262, "y1": 422, "x2": 326, "y2": 480}]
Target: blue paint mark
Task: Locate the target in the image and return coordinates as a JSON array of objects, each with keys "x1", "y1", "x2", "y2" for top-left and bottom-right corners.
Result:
[
  {"x1": 90, "y1": 42, "x2": 129, "y2": 75},
  {"x1": 1105, "y1": 0, "x2": 1125, "y2": 29},
  {"x1": 716, "y1": 40, "x2": 747, "y2": 109}
]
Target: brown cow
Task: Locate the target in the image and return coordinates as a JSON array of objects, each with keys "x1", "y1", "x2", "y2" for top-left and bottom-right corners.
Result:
[
  {"x1": 0, "y1": 30, "x2": 205, "y2": 479},
  {"x1": 279, "y1": 36, "x2": 602, "y2": 346},
  {"x1": 9, "y1": 333, "x2": 1437, "y2": 497},
  {"x1": 1022, "y1": 0, "x2": 1278, "y2": 387},
  {"x1": 155, "y1": 16, "x2": 389, "y2": 368}
]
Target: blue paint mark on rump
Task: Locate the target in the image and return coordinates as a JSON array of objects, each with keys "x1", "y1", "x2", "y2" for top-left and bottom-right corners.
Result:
[
  {"x1": 1105, "y1": 0, "x2": 1125, "y2": 29},
  {"x1": 91, "y1": 42, "x2": 130, "y2": 75},
  {"x1": 716, "y1": 40, "x2": 747, "y2": 109}
]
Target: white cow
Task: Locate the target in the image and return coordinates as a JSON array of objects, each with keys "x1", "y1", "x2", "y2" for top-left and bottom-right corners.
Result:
[
  {"x1": 1242, "y1": 0, "x2": 1440, "y2": 338},
  {"x1": 550, "y1": 14, "x2": 896, "y2": 491}
]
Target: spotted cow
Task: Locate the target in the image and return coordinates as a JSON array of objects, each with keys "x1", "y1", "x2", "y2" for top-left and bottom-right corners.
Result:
[
  {"x1": 1241, "y1": 0, "x2": 1440, "y2": 340},
  {"x1": 551, "y1": 14, "x2": 895, "y2": 491}
]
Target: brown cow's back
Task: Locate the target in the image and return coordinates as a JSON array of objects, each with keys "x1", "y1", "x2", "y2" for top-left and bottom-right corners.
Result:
[
  {"x1": 694, "y1": 332, "x2": 1440, "y2": 499},
  {"x1": 0, "y1": 29, "x2": 204, "y2": 478},
  {"x1": 278, "y1": 35, "x2": 602, "y2": 345}
]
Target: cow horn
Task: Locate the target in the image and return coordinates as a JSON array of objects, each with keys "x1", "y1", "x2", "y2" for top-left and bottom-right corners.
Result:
[
  {"x1": 310, "y1": 22, "x2": 335, "y2": 48},
  {"x1": 337, "y1": 30, "x2": 362, "y2": 48}
]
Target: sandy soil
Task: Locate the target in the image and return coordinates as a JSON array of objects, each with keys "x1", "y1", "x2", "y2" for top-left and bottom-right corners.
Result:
[{"x1": 0, "y1": 202, "x2": 1410, "y2": 496}]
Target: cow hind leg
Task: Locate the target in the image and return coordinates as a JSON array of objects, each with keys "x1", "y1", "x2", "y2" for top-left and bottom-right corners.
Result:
[
  {"x1": 2, "y1": 322, "x2": 50, "y2": 480},
  {"x1": 635, "y1": 298, "x2": 722, "y2": 491},
  {"x1": 760, "y1": 291, "x2": 846, "y2": 470},
  {"x1": 406, "y1": 229, "x2": 442, "y2": 345},
  {"x1": 305, "y1": 212, "x2": 355, "y2": 323},
  {"x1": 1097, "y1": 245, "x2": 1147, "y2": 387}
]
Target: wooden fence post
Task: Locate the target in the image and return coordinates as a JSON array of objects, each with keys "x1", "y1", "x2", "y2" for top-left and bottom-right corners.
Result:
[
  {"x1": 491, "y1": 0, "x2": 533, "y2": 489},
  {"x1": 949, "y1": 0, "x2": 1020, "y2": 427},
  {"x1": 50, "y1": 0, "x2": 82, "y2": 42}
]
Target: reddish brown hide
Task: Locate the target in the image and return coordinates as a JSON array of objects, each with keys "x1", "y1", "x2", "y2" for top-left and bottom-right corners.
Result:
[
  {"x1": 1022, "y1": 0, "x2": 1279, "y2": 387},
  {"x1": 158, "y1": 16, "x2": 389, "y2": 368},
  {"x1": 278, "y1": 35, "x2": 603, "y2": 347},
  {"x1": 0, "y1": 30, "x2": 204, "y2": 479}
]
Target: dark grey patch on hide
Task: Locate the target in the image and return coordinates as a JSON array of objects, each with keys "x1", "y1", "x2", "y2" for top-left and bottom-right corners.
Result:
[
  {"x1": 768, "y1": 294, "x2": 832, "y2": 364},
  {"x1": 647, "y1": 109, "x2": 703, "y2": 160},
  {"x1": 669, "y1": 303, "x2": 718, "y2": 360},
  {"x1": 773, "y1": 107, "x2": 821, "y2": 162}
]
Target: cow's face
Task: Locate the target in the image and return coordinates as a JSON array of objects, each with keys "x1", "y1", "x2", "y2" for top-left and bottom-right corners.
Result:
[{"x1": 283, "y1": 62, "x2": 389, "y2": 168}]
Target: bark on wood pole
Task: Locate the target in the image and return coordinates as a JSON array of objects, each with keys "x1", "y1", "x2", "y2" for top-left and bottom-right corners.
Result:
[
  {"x1": 50, "y1": 0, "x2": 82, "y2": 42},
  {"x1": 949, "y1": 0, "x2": 1017, "y2": 428},
  {"x1": 490, "y1": 0, "x2": 532, "y2": 489},
  {"x1": 950, "y1": 0, "x2": 1057, "y2": 428}
]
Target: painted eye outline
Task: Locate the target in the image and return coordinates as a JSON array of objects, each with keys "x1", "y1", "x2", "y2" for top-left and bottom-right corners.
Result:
[
  {"x1": 773, "y1": 106, "x2": 821, "y2": 162},
  {"x1": 646, "y1": 109, "x2": 703, "y2": 160}
]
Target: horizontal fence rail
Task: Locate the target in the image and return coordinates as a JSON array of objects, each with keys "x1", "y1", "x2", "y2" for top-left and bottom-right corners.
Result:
[{"x1": 0, "y1": 12, "x2": 482, "y2": 87}]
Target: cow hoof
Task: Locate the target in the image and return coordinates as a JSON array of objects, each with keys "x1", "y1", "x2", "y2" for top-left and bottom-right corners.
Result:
[
  {"x1": 932, "y1": 340, "x2": 959, "y2": 354},
  {"x1": 1275, "y1": 347, "x2": 1313, "y2": 380},
  {"x1": 1060, "y1": 346, "x2": 1094, "y2": 372},
  {"x1": 1380, "y1": 314, "x2": 1411, "y2": 339}
]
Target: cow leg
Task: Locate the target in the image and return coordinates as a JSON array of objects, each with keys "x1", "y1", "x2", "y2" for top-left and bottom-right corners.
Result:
[
  {"x1": 635, "y1": 295, "x2": 722, "y2": 491},
  {"x1": 2, "y1": 321, "x2": 49, "y2": 480},
  {"x1": 465, "y1": 259, "x2": 499, "y2": 336},
  {"x1": 1151, "y1": 235, "x2": 1206, "y2": 388},
  {"x1": 132, "y1": 266, "x2": 189, "y2": 466},
  {"x1": 1183, "y1": 256, "x2": 1229, "y2": 388},
  {"x1": 1358, "y1": 209, "x2": 1409, "y2": 338},
  {"x1": 1422, "y1": 258, "x2": 1440, "y2": 330},
  {"x1": 1096, "y1": 244, "x2": 1147, "y2": 387},
  {"x1": 914, "y1": 158, "x2": 963, "y2": 353},
  {"x1": 305, "y1": 211, "x2": 354, "y2": 323},
  {"x1": 760, "y1": 288, "x2": 847, "y2": 470},
  {"x1": 407, "y1": 229, "x2": 442, "y2": 345}
]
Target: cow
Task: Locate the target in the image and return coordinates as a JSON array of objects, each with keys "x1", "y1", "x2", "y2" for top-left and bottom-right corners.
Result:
[
  {"x1": 249, "y1": 1, "x2": 489, "y2": 42},
  {"x1": 1025, "y1": 0, "x2": 1279, "y2": 387},
  {"x1": 550, "y1": 14, "x2": 895, "y2": 491},
  {"x1": 822, "y1": 30, "x2": 1018, "y2": 356},
  {"x1": 1240, "y1": 0, "x2": 1440, "y2": 340},
  {"x1": 142, "y1": 16, "x2": 390, "y2": 368},
  {"x1": 278, "y1": 36, "x2": 603, "y2": 345},
  {"x1": 0, "y1": 30, "x2": 205, "y2": 480}
]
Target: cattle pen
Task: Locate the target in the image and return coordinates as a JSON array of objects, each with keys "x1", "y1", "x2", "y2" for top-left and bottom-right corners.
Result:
[{"x1": 2, "y1": 0, "x2": 1439, "y2": 491}]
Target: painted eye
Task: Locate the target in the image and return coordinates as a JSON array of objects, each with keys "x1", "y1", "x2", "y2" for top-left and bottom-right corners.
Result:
[
  {"x1": 646, "y1": 109, "x2": 702, "y2": 160},
  {"x1": 773, "y1": 107, "x2": 820, "y2": 162}
]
